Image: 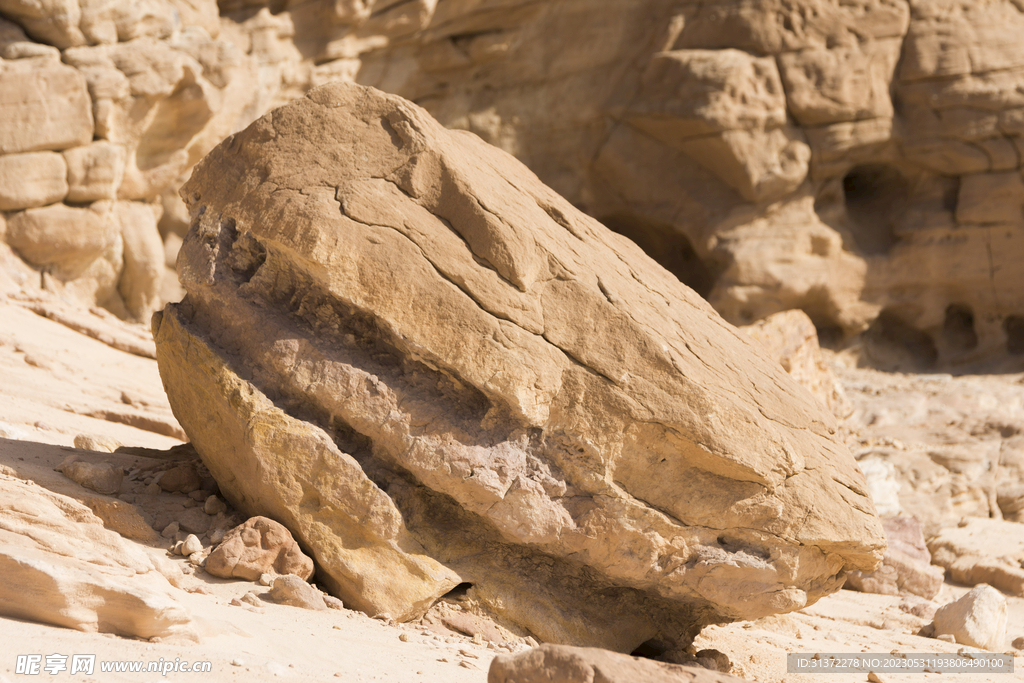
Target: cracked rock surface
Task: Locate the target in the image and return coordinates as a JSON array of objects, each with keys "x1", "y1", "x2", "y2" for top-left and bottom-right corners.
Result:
[{"x1": 154, "y1": 81, "x2": 884, "y2": 652}]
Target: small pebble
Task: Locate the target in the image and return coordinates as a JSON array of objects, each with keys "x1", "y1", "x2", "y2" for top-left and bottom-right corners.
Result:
[
  {"x1": 231, "y1": 659, "x2": 244, "y2": 667},
  {"x1": 399, "y1": 633, "x2": 409, "y2": 642},
  {"x1": 181, "y1": 534, "x2": 202, "y2": 556}
]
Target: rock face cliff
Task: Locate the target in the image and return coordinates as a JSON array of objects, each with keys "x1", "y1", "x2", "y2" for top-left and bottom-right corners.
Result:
[
  {"x1": 341, "y1": 0, "x2": 1024, "y2": 366},
  {"x1": 2, "y1": 0, "x2": 1023, "y2": 365},
  {"x1": 215, "y1": 0, "x2": 1024, "y2": 365},
  {"x1": 154, "y1": 81, "x2": 883, "y2": 652},
  {"x1": 0, "y1": 0, "x2": 259, "y2": 317}
]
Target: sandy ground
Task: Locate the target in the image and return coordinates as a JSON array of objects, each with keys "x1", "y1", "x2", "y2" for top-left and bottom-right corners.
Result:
[
  {"x1": 3, "y1": 290, "x2": 1024, "y2": 683},
  {"x1": 1, "y1": 586, "x2": 498, "y2": 683}
]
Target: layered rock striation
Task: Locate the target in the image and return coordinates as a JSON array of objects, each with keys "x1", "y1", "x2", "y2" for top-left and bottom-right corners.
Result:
[{"x1": 155, "y1": 82, "x2": 883, "y2": 652}]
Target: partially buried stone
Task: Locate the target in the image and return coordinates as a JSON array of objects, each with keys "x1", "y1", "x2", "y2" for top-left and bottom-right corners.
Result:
[
  {"x1": 241, "y1": 591, "x2": 262, "y2": 607},
  {"x1": 268, "y1": 575, "x2": 328, "y2": 611},
  {"x1": 0, "y1": 476, "x2": 196, "y2": 641},
  {"x1": 56, "y1": 455, "x2": 122, "y2": 495},
  {"x1": 157, "y1": 464, "x2": 202, "y2": 493},
  {"x1": 177, "y1": 507, "x2": 212, "y2": 535},
  {"x1": 73, "y1": 434, "x2": 121, "y2": 454}
]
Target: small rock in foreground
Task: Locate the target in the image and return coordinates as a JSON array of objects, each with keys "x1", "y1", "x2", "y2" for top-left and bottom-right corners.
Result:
[
  {"x1": 932, "y1": 584, "x2": 1007, "y2": 652},
  {"x1": 487, "y1": 644, "x2": 747, "y2": 683},
  {"x1": 205, "y1": 516, "x2": 314, "y2": 581}
]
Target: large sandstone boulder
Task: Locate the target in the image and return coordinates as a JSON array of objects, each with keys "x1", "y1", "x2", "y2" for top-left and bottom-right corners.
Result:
[{"x1": 155, "y1": 82, "x2": 883, "y2": 651}]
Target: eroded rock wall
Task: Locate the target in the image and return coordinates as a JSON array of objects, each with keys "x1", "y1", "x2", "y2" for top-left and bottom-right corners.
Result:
[
  {"x1": 218, "y1": 0, "x2": 1024, "y2": 365},
  {"x1": 0, "y1": 1, "x2": 259, "y2": 319},
  {"x1": 3, "y1": 0, "x2": 1023, "y2": 362}
]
